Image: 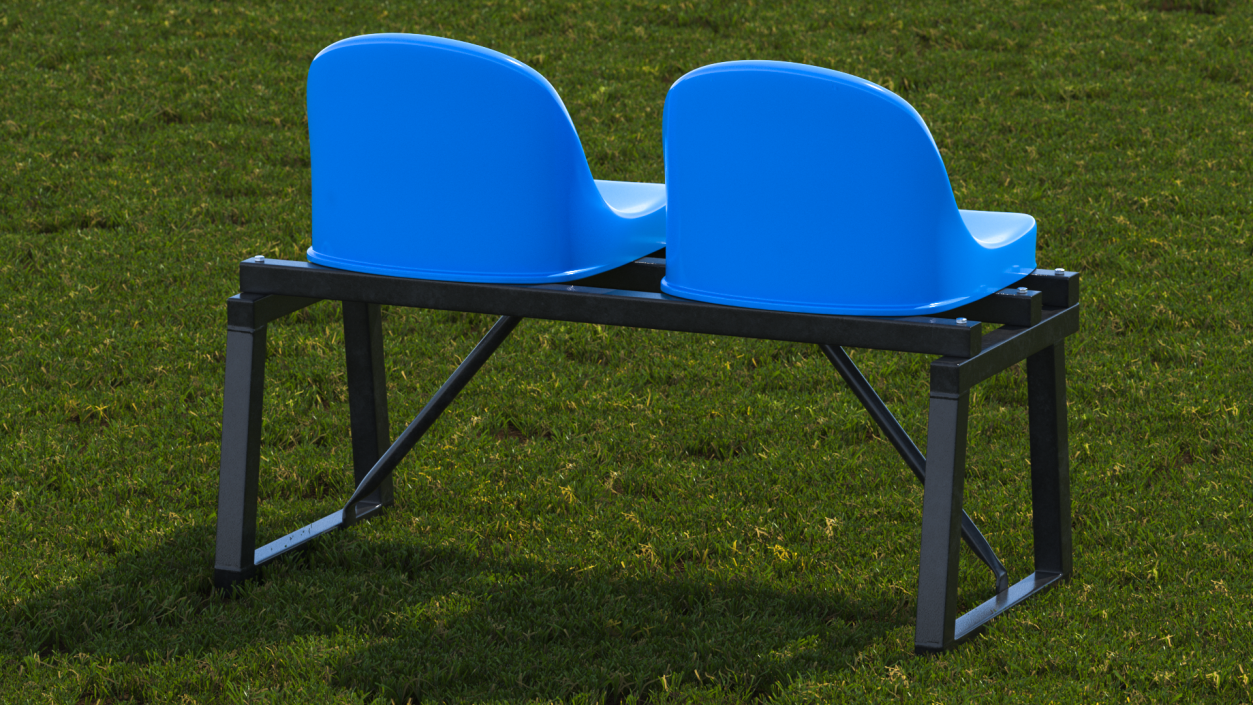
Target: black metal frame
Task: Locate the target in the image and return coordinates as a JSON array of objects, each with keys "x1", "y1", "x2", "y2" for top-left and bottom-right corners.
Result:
[{"x1": 214, "y1": 254, "x2": 1079, "y2": 654}]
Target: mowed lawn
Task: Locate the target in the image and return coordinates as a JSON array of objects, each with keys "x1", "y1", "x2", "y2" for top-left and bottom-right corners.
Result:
[{"x1": 1, "y1": 0, "x2": 1250, "y2": 702}]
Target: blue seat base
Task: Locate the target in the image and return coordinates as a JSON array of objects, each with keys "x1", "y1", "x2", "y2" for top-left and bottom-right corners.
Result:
[
  {"x1": 305, "y1": 248, "x2": 614, "y2": 284},
  {"x1": 660, "y1": 209, "x2": 1037, "y2": 316},
  {"x1": 307, "y1": 180, "x2": 666, "y2": 284}
]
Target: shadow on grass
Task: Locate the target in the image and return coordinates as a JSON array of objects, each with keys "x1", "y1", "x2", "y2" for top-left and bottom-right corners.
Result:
[{"x1": 3, "y1": 513, "x2": 912, "y2": 702}]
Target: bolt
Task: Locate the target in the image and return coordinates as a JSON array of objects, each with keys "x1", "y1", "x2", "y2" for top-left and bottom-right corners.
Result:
[
  {"x1": 1018, "y1": 287, "x2": 1029, "y2": 294},
  {"x1": 1055, "y1": 267, "x2": 1065, "y2": 275},
  {"x1": 254, "y1": 255, "x2": 265, "y2": 263},
  {"x1": 955, "y1": 317, "x2": 968, "y2": 324}
]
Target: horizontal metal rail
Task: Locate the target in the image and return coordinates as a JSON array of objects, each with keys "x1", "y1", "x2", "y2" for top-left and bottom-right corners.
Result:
[
  {"x1": 931, "y1": 305, "x2": 1081, "y2": 395},
  {"x1": 239, "y1": 258, "x2": 983, "y2": 358}
]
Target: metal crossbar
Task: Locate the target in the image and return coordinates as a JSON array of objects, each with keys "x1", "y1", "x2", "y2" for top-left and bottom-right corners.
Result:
[{"x1": 214, "y1": 255, "x2": 1079, "y2": 653}]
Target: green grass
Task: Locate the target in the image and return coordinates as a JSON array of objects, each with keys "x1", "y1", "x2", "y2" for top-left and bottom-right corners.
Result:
[{"x1": 1, "y1": 0, "x2": 1250, "y2": 702}]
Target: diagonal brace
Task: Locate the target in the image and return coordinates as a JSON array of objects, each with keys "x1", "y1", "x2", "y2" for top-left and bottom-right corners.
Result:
[
  {"x1": 342, "y1": 314, "x2": 523, "y2": 525},
  {"x1": 250, "y1": 315, "x2": 523, "y2": 567},
  {"x1": 819, "y1": 344, "x2": 1009, "y2": 594}
]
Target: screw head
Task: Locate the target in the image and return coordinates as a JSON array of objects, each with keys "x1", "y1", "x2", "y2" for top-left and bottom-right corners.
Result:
[
  {"x1": 955, "y1": 317, "x2": 968, "y2": 324},
  {"x1": 254, "y1": 255, "x2": 265, "y2": 263},
  {"x1": 1017, "y1": 287, "x2": 1029, "y2": 294},
  {"x1": 1055, "y1": 267, "x2": 1065, "y2": 275}
]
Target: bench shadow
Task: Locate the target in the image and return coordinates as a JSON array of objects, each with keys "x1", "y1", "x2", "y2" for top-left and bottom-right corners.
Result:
[{"x1": 3, "y1": 514, "x2": 914, "y2": 702}]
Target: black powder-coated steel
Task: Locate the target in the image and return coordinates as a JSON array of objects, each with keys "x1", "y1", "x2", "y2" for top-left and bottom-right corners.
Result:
[
  {"x1": 819, "y1": 344, "x2": 1010, "y2": 595},
  {"x1": 1016, "y1": 269, "x2": 1080, "y2": 308},
  {"x1": 341, "y1": 315, "x2": 521, "y2": 523},
  {"x1": 238, "y1": 259, "x2": 983, "y2": 358},
  {"x1": 213, "y1": 323, "x2": 268, "y2": 588},
  {"x1": 930, "y1": 305, "x2": 1080, "y2": 396},
  {"x1": 942, "y1": 288, "x2": 1041, "y2": 327},
  {"x1": 913, "y1": 390, "x2": 971, "y2": 651},
  {"x1": 226, "y1": 292, "x2": 318, "y2": 330},
  {"x1": 1028, "y1": 341, "x2": 1073, "y2": 577},
  {"x1": 343, "y1": 301, "x2": 393, "y2": 508},
  {"x1": 213, "y1": 255, "x2": 1079, "y2": 654}
]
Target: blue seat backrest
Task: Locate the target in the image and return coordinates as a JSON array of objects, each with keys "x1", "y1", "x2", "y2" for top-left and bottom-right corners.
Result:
[
  {"x1": 308, "y1": 34, "x2": 596, "y2": 276},
  {"x1": 664, "y1": 61, "x2": 972, "y2": 309}
]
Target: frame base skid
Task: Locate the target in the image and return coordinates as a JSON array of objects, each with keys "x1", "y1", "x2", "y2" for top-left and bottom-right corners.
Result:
[
  {"x1": 253, "y1": 501, "x2": 384, "y2": 567},
  {"x1": 915, "y1": 570, "x2": 1067, "y2": 654},
  {"x1": 212, "y1": 502, "x2": 385, "y2": 589}
]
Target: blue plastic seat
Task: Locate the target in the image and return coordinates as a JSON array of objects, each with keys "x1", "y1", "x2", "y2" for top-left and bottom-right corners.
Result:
[
  {"x1": 306, "y1": 34, "x2": 665, "y2": 283},
  {"x1": 661, "y1": 61, "x2": 1036, "y2": 315}
]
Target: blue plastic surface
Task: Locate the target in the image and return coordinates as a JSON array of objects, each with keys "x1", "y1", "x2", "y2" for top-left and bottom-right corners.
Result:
[
  {"x1": 306, "y1": 34, "x2": 665, "y2": 283},
  {"x1": 660, "y1": 61, "x2": 1036, "y2": 315}
]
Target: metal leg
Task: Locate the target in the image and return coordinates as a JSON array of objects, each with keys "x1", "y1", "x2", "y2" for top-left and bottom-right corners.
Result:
[
  {"x1": 1028, "y1": 341, "x2": 1072, "y2": 577},
  {"x1": 912, "y1": 340, "x2": 1074, "y2": 654},
  {"x1": 819, "y1": 344, "x2": 1008, "y2": 594},
  {"x1": 214, "y1": 320, "x2": 268, "y2": 589},
  {"x1": 343, "y1": 301, "x2": 392, "y2": 510},
  {"x1": 914, "y1": 391, "x2": 970, "y2": 653}
]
